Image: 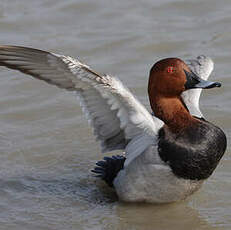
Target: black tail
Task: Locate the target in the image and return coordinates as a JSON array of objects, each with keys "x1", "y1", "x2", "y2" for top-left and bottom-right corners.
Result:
[{"x1": 92, "y1": 155, "x2": 126, "y2": 187}]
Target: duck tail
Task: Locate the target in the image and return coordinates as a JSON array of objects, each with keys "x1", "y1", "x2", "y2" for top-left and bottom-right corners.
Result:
[{"x1": 91, "y1": 155, "x2": 126, "y2": 187}]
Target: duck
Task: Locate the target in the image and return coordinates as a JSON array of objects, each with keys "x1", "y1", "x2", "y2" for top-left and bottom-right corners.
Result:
[
  {"x1": 0, "y1": 45, "x2": 227, "y2": 203},
  {"x1": 181, "y1": 55, "x2": 214, "y2": 119}
]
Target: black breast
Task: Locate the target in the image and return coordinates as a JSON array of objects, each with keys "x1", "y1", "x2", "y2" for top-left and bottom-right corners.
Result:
[{"x1": 158, "y1": 120, "x2": 227, "y2": 180}]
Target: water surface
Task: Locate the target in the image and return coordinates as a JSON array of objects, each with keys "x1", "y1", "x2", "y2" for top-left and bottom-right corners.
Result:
[{"x1": 0, "y1": 0, "x2": 230, "y2": 229}]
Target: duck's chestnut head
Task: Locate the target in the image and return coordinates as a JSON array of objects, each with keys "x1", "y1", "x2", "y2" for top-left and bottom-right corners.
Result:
[{"x1": 148, "y1": 58, "x2": 221, "y2": 98}]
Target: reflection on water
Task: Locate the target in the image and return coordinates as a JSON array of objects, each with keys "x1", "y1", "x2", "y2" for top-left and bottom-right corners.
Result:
[
  {"x1": 116, "y1": 203, "x2": 220, "y2": 230},
  {"x1": 0, "y1": 0, "x2": 231, "y2": 229},
  {"x1": 0, "y1": 173, "x2": 221, "y2": 230}
]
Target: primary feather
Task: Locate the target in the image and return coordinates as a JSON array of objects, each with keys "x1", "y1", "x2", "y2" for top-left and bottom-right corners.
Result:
[{"x1": 0, "y1": 46, "x2": 163, "y2": 158}]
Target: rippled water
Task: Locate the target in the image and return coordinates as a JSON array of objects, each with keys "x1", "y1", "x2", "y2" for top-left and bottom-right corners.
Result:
[{"x1": 0, "y1": 0, "x2": 230, "y2": 229}]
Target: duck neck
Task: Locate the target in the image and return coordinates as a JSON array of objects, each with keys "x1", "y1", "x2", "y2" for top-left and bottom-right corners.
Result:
[{"x1": 150, "y1": 95, "x2": 198, "y2": 133}]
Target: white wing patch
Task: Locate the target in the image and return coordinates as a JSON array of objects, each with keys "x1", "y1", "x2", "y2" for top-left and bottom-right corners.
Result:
[
  {"x1": 0, "y1": 45, "x2": 163, "y2": 156},
  {"x1": 182, "y1": 55, "x2": 214, "y2": 118}
]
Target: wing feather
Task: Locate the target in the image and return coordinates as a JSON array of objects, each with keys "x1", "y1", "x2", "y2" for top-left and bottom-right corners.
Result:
[
  {"x1": 0, "y1": 45, "x2": 163, "y2": 153},
  {"x1": 182, "y1": 55, "x2": 214, "y2": 118}
]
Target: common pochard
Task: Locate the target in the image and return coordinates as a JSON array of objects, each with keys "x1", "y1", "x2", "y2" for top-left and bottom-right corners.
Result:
[{"x1": 0, "y1": 46, "x2": 226, "y2": 203}]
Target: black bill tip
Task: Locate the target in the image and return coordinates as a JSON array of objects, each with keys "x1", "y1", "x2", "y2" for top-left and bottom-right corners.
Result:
[
  {"x1": 184, "y1": 69, "x2": 221, "y2": 90},
  {"x1": 212, "y1": 82, "x2": 221, "y2": 88}
]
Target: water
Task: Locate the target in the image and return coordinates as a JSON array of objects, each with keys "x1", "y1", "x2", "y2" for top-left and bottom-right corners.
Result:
[{"x1": 0, "y1": 0, "x2": 230, "y2": 229}]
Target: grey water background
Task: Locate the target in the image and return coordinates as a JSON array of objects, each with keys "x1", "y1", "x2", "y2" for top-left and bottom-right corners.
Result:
[{"x1": 0, "y1": 0, "x2": 230, "y2": 229}]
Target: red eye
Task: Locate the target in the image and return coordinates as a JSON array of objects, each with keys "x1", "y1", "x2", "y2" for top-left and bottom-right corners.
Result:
[{"x1": 167, "y1": 66, "x2": 176, "y2": 73}]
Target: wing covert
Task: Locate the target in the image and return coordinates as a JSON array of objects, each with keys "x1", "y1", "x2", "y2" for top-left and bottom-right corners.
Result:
[
  {"x1": 0, "y1": 45, "x2": 163, "y2": 153},
  {"x1": 182, "y1": 55, "x2": 214, "y2": 118}
]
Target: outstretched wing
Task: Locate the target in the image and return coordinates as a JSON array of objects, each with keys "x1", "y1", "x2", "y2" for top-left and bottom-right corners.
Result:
[
  {"x1": 0, "y1": 45, "x2": 163, "y2": 154},
  {"x1": 182, "y1": 55, "x2": 214, "y2": 118}
]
